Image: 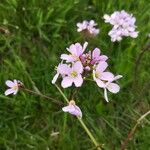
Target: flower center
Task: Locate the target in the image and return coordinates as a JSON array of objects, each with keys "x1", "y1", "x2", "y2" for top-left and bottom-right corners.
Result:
[
  {"x1": 71, "y1": 71, "x2": 78, "y2": 77},
  {"x1": 95, "y1": 72, "x2": 101, "y2": 78},
  {"x1": 12, "y1": 86, "x2": 18, "y2": 90}
]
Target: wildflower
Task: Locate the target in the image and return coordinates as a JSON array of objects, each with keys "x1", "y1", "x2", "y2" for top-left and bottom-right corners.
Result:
[
  {"x1": 93, "y1": 61, "x2": 114, "y2": 87},
  {"x1": 104, "y1": 10, "x2": 139, "y2": 42},
  {"x1": 52, "y1": 63, "x2": 70, "y2": 84},
  {"x1": 61, "y1": 61, "x2": 83, "y2": 88},
  {"x1": 77, "y1": 20, "x2": 100, "y2": 37},
  {"x1": 91, "y1": 48, "x2": 108, "y2": 64},
  {"x1": 62, "y1": 100, "x2": 82, "y2": 118},
  {"x1": 60, "y1": 42, "x2": 88, "y2": 63},
  {"x1": 5, "y1": 79, "x2": 22, "y2": 96},
  {"x1": 102, "y1": 75, "x2": 122, "y2": 102}
]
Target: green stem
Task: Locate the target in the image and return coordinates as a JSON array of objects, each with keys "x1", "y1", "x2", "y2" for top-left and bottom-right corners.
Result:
[{"x1": 55, "y1": 84, "x2": 101, "y2": 150}]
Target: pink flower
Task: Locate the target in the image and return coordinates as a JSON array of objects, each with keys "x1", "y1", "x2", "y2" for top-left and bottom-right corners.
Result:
[
  {"x1": 91, "y1": 48, "x2": 108, "y2": 65},
  {"x1": 52, "y1": 63, "x2": 70, "y2": 84},
  {"x1": 100, "y1": 75, "x2": 122, "y2": 102},
  {"x1": 77, "y1": 20, "x2": 100, "y2": 36},
  {"x1": 61, "y1": 42, "x2": 88, "y2": 63},
  {"x1": 104, "y1": 10, "x2": 139, "y2": 42},
  {"x1": 5, "y1": 80, "x2": 22, "y2": 96},
  {"x1": 93, "y1": 61, "x2": 114, "y2": 87},
  {"x1": 62, "y1": 100, "x2": 82, "y2": 118},
  {"x1": 61, "y1": 61, "x2": 83, "y2": 88}
]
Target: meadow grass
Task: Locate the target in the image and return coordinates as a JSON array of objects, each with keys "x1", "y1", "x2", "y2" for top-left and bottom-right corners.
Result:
[{"x1": 0, "y1": 0, "x2": 150, "y2": 149}]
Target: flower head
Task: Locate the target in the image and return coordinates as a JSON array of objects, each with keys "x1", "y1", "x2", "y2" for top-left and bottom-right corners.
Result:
[
  {"x1": 93, "y1": 61, "x2": 114, "y2": 87},
  {"x1": 61, "y1": 61, "x2": 83, "y2": 88},
  {"x1": 77, "y1": 20, "x2": 100, "y2": 37},
  {"x1": 104, "y1": 10, "x2": 139, "y2": 42},
  {"x1": 96, "y1": 75, "x2": 122, "y2": 102},
  {"x1": 62, "y1": 100, "x2": 82, "y2": 118},
  {"x1": 5, "y1": 79, "x2": 22, "y2": 96},
  {"x1": 61, "y1": 42, "x2": 88, "y2": 63}
]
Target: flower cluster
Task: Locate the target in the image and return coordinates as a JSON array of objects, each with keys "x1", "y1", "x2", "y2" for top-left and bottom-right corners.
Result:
[
  {"x1": 77, "y1": 20, "x2": 100, "y2": 37},
  {"x1": 52, "y1": 42, "x2": 122, "y2": 102},
  {"x1": 103, "y1": 10, "x2": 139, "y2": 42}
]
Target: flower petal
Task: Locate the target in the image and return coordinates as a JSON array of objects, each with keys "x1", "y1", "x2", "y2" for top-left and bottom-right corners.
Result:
[
  {"x1": 96, "y1": 61, "x2": 108, "y2": 72},
  {"x1": 107, "y1": 83, "x2": 120, "y2": 93},
  {"x1": 5, "y1": 80, "x2": 15, "y2": 87},
  {"x1": 73, "y1": 61, "x2": 83, "y2": 74},
  {"x1": 62, "y1": 105, "x2": 75, "y2": 112},
  {"x1": 95, "y1": 79, "x2": 105, "y2": 88},
  {"x1": 104, "y1": 88, "x2": 109, "y2": 102},
  {"x1": 57, "y1": 64, "x2": 71, "y2": 75},
  {"x1": 52, "y1": 73, "x2": 59, "y2": 84},
  {"x1": 61, "y1": 77, "x2": 73, "y2": 88},
  {"x1": 62, "y1": 105, "x2": 82, "y2": 118},
  {"x1": 73, "y1": 74, "x2": 83, "y2": 87},
  {"x1": 92, "y1": 48, "x2": 100, "y2": 59},
  {"x1": 5, "y1": 89, "x2": 15, "y2": 96},
  {"x1": 100, "y1": 72, "x2": 114, "y2": 81}
]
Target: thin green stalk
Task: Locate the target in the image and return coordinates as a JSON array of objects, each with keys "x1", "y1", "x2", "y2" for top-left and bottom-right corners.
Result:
[{"x1": 55, "y1": 84, "x2": 102, "y2": 150}]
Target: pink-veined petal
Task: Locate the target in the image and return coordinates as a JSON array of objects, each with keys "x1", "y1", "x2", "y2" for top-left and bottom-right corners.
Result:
[
  {"x1": 107, "y1": 83, "x2": 120, "y2": 93},
  {"x1": 73, "y1": 74, "x2": 83, "y2": 87},
  {"x1": 57, "y1": 64, "x2": 71, "y2": 75},
  {"x1": 5, "y1": 80, "x2": 15, "y2": 87},
  {"x1": 92, "y1": 48, "x2": 100, "y2": 59},
  {"x1": 99, "y1": 55, "x2": 108, "y2": 61},
  {"x1": 61, "y1": 77, "x2": 73, "y2": 88},
  {"x1": 75, "y1": 43, "x2": 83, "y2": 56},
  {"x1": 73, "y1": 61, "x2": 83, "y2": 74},
  {"x1": 96, "y1": 61, "x2": 108, "y2": 73},
  {"x1": 100, "y1": 72, "x2": 114, "y2": 81},
  {"x1": 95, "y1": 79, "x2": 105, "y2": 88},
  {"x1": 4, "y1": 89, "x2": 15, "y2": 96}
]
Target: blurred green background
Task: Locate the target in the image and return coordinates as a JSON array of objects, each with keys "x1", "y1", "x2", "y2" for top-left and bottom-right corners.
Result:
[{"x1": 0, "y1": 0, "x2": 150, "y2": 150}]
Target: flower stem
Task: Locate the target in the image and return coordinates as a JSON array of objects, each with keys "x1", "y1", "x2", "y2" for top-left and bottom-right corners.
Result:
[
  {"x1": 55, "y1": 84, "x2": 102, "y2": 150},
  {"x1": 21, "y1": 87, "x2": 63, "y2": 106}
]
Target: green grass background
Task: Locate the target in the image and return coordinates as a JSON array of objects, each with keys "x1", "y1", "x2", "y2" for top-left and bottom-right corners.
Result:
[{"x1": 0, "y1": 0, "x2": 150, "y2": 149}]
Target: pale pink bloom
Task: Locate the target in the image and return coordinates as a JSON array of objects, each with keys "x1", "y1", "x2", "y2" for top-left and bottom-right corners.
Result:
[
  {"x1": 77, "y1": 20, "x2": 88, "y2": 32},
  {"x1": 91, "y1": 48, "x2": 108, "y2": 64},
  {"x1": 52, "y1": 63, "x2": 70, "y2": 84},
  {"x1": 5, "y1": 79, "x2": 22, "y2": 96},
  {"x1": 62, "y1": 100, "x2": 82, "y2": 118},
  {"x1": 102, "y1": 75, "x2": 122, "y2": 102},
  {"x1": 61, "y1": 61, "x2": 83, "y2": 88},
  {"x1": 93, "y1": 61, "x2": 114, "y2": 87},
  {"x1": 104, "y1": 10, "x2": 139, "y2": 42},
  {"x1": 61, "y1": 42, "x2": 88, "y2": 63},
  {"x1": 77, "y1": 20, "x2": 100, "y2": 36}
]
